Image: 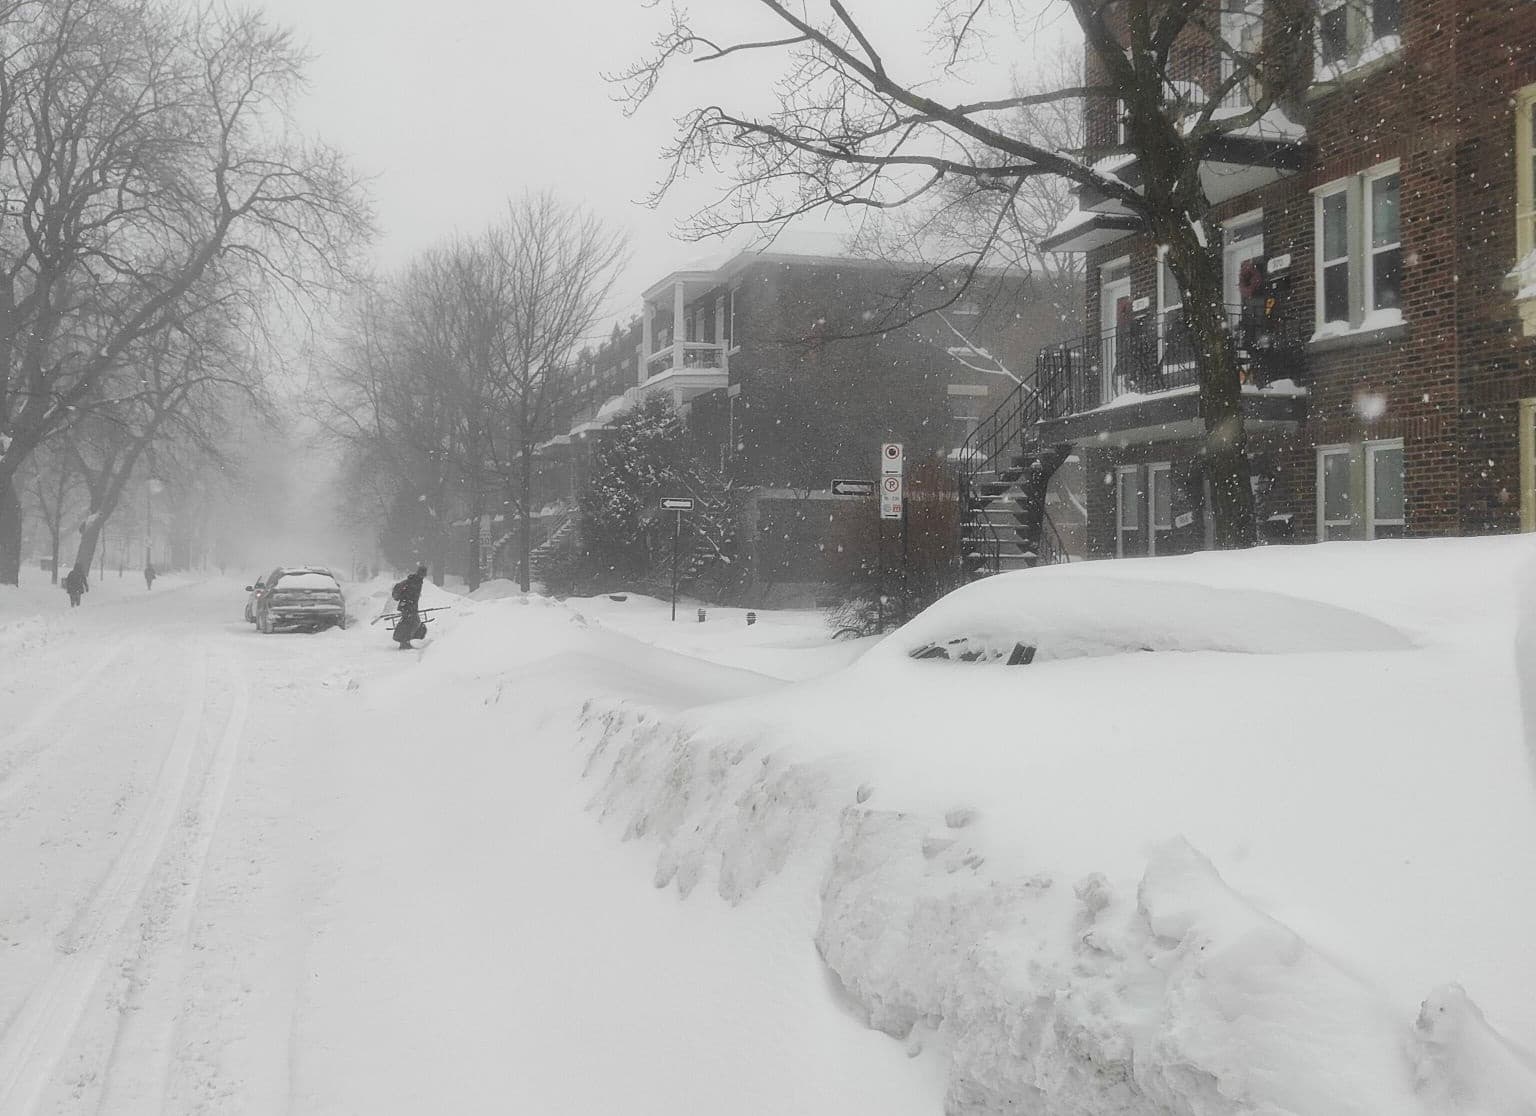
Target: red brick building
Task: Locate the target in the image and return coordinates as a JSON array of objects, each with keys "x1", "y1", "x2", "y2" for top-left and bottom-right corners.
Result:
[
  {"x1": 974, "y1": 0, "x2": 1536, "y2": 565},
  {"x1": 511, "y1": 244, "x2": 1065, "y2": 597}
]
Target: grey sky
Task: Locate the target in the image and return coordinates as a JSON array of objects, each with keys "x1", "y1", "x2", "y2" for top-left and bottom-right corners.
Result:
[{"x1": 256, "y1": 0, "x2": 1066, "y2": 334}]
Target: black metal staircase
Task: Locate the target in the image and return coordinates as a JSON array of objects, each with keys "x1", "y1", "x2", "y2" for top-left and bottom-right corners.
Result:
[{"x1": 957, "y1": 361, "x2": 1073, "y2": 579}]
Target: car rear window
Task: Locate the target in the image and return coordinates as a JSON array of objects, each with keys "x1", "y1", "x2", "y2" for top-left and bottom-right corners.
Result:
[{"x1": 274, "y1": 572, "x2": 340, "y2": 590}]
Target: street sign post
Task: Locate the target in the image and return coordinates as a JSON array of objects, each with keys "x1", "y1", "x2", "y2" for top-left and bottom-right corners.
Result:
[
  {"x1": 879, "y1": 443, "x2": 904, "y2": 521},
  {"x1": 831, "y1": 479, "x2": 875, "y2": 497},
  {"x1": 660, "y1": 497, "x2": 694, "y2": 620}
]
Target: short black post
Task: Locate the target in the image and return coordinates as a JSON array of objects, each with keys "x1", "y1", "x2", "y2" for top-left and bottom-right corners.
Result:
[{"x1": 671, "y1": 509, "x2": 681, "y2": 622}]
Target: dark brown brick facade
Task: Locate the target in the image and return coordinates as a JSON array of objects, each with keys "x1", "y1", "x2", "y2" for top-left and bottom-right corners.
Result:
[{"x1": 1074, "y1": 0, "x2": 1536, "y2": 551}]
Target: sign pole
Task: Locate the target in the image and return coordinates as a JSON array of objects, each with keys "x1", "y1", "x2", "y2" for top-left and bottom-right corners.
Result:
[
  {"x1": 876, "y1": 518, "x2": 884, "y2": 633},
  {"x1": 878, "y1": 442, "x2": 904, "y2": 632},
  {"x1": 671, "y1": 508, "x2": 680, "y2": 622}
]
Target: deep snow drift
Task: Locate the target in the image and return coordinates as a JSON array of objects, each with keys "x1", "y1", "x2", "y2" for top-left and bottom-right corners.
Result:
[{"x1": 390, "y1": 538, "x2": 1536, "y2": 1114}]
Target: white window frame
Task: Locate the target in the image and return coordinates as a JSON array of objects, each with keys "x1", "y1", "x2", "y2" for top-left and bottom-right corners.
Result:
[
  {"x1": 1520, "y1": 86, "x2": 1536, "y2": 263},
  {"x1": 1364, "y1": 164, "x2": 1402, "y2": 317},
  {"x1": 1148, "y1": 461, "x2": 1173, "y2": 554},
  {"x1": 1155, "y1": 248, "x2": 1188, "y2": 365},
  {"x1": 1115, "y1": 465, "x2": 1141, "y2": 557},
  {"x1": 1315, "y1": 0, "x2": 1400, "y2": 77},
  {"x1": 1364, "y1": 437, "x2": 1405, "y2": 539},
  {"x1": 1316, "y1": 443, "x2": 1356, "y2": 540},
  {"x1": 1314, "y1": 180, "x2": 1353, "y2": 332},
  {"x1": 1312, "y1": 161, "x2": 1401, "y2": 336},
  {"x1": 1115, "y1": 98, "x2": 1127, "y2": 146}
]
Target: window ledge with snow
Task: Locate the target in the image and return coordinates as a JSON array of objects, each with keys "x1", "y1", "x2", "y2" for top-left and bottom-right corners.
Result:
[
  {"x1": 1308, "y1": 310, "x2": 1406, "y2": 352},
  {"x1": 1505, "y1": 251, "x2": 1536, "y2": 336},
  {"x1": 1310, "y1": 37, "x2": 1403, "y2": 92}
]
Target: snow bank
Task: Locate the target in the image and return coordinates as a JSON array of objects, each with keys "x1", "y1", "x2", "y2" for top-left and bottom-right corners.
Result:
[{"x1": 408, "y1": 537, "x2": 1536, "y2": 1114}]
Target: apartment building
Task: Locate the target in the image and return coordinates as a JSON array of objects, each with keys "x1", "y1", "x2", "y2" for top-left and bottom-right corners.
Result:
[
  {"x1": 511, "y1": 242, "x2": 1063, "y2": 597},
  {"x1": 966, "y1": 0, "x2": 1536, "y2": 567}
]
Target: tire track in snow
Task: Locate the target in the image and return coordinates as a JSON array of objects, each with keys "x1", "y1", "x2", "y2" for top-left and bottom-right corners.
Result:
[
  {"x1": 0, "y1": 642, "x2": 129, "y2": 795},
  {"x1": 92, "y1": 647, "x2": 252, "y2": 1115},
  {"x1": 0, "y1": 646, "x2": 210, "y2": 1116}
]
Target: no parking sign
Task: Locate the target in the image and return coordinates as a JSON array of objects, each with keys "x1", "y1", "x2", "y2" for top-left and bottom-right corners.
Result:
[{"x1": 880, "y1": 443, "x2": 903, "y2": 519}]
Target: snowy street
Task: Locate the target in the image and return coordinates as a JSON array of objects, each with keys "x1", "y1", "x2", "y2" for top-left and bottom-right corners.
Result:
[
  {"x1": 6, "y1": 539, "x2": 1536, "y2": 1114},
  {"x1": 0, "y1": 578, "x2": 939, "y2": 1115}
]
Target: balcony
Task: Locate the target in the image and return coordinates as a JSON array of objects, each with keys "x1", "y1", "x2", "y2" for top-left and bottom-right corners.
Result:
[
  {"x1": 1045, "y1": 46, "x2": 1306, "y2": 253},
  {"x1": 640, "y1": 341, "x2": 729, "y2": 406},
  {"x1": 1033, "y1": 304, "x2": 1309, "y2": 445}
]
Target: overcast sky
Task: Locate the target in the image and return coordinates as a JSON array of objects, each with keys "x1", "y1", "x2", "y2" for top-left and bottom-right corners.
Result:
[{"x1": 255, "y1": 0, "x2": 1068, "y2": 337}]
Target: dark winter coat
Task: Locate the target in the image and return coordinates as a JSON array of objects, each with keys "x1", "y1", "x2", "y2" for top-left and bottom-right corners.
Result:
[
  {"x1": 391, "y1": 571, "x2": 425, "y2": 611},
  {"x1": 63, "y1": 569, "x2": 87, "y2": 597}
]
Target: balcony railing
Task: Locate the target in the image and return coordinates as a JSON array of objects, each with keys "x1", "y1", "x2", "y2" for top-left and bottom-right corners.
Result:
[
  {"x1": 1036, "y1": 303, "x2": 1307, "y2": 415},
  {"x1": 646, "y1": 341, "x2": 726, "y2": 374},
  {"x1": 1165, "y1": 43, "x2": 1258, "y2": 115}
]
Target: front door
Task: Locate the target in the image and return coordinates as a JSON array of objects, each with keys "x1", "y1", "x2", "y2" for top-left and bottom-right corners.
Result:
[
  {"x1": 1522, "y1": 399, "x2": 1536, "y2": 531},
  {"x1": 1100, "y1": 264, "x2": 1132, "y2": 404},
  {"x1": 1147, "y1": 462, "x2": 1173, "y2": 554}
]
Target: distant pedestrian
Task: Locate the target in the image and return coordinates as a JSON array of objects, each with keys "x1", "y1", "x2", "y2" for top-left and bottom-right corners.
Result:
[
  {"x1": 63, "y1": 567, "x2": 88, "y2": 607},
  {"x1": 143, "y1": 562, "x2": 157, "y2": 590},
  {"x1": 391, "y1": 565, "x2": 428, "y2": 649}
]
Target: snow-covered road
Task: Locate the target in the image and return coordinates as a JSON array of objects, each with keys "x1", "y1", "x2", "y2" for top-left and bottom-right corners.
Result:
[{"x1": 0, "y1": 579, "x2": 941, "y2": 1115}]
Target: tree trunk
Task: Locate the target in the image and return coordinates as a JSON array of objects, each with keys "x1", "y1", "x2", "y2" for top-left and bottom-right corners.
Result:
[
  {"x1": 71, "y1": 508, "x2": 109, "y2": 584},
  {"x1": 49, "y1": 524, "x2": 60, "y2": 584},
  {"x1": 1159, "y1": 227, "x2": 1257, "y2": 550},
  {"x1": 518, "y1": 448, "x2": 533, "y2": 593},
  {"x1": 0, "y1": 476, "x2": 22, "y2": 585}
]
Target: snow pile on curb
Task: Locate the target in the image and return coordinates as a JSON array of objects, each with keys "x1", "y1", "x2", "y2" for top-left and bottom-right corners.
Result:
[{"x1": 415, "y1": 537, "x2": 1536, "y2": 1114}]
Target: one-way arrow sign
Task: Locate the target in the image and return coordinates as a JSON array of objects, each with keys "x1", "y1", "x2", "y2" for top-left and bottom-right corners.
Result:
[
  {"x1": 831, "y1": 478, "x2": 875, "y2": 497},
  {"x1": 660, "y1": 497, "x2": 694, "y2": 511}
]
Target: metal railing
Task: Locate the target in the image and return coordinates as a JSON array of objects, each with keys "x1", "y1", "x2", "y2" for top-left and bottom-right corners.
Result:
[
  {"x1": 646, "y1": 341, "x2": 726, "y2": 373},
  {"x1": 1165, "y1": 43, "x2": 1258, "y2": 114},
  {"x1": 1035, "y1": 302, "x2": 1306, "y2": 415}
]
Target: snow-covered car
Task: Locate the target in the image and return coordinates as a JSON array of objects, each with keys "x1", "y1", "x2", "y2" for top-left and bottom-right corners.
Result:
[
  {"x1": 252, "y1": 566, "x2": 347, "y2": 633},
  {"x1": 242, "y1": 575, "x2": 268, "y2": 623}
]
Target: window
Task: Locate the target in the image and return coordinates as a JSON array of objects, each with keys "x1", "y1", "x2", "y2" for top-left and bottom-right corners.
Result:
[
  {"x1": 1117, "y1": 467, "x2": 1141, "y2": 532},
  {"x1": 1318, "y1": 186, "x2": 1351, "y2": 326},
  {"x1": 1115, "y1": 98, "x2": 1127, "y2": 146},
  {"x1": 1318, "y1": 0, "x2": 1350, "y2": 67},
  {"x1": 1366, "y1": 438, "x2": 1404, "y2": 538},
  {"x1": 1149, "y1": 462, "x2": 1173, "y2": 531},
  {"x1": 1313, "y1": 162, "x2": 1402, "y2": 336},
  {"x1": 1318, "y1": 446, "x2": 1356, "y2": 541},
  {"x1": 1367, "y1": 170, "x2": 1401, "y2": 313},
  {"x1": 1516, "y1": 86, "x2": 1536, "y2": 322},
  {"x1": 1316, "y1": 0, "x2": 1400, "y2": 76},
  {"x1": 1157, "y1": 252, "x2": 1193, "y2": 366}
]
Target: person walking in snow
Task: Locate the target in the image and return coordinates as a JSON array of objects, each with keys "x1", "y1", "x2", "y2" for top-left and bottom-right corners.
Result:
[
  {"x1": 63, "y1": 567, "x2": 87, "y2": 607},
  {"x1": 143, "y1": 562, "x2": 157, "y2": 590},
  {"x1": 391, "y1": 565, "x2": 428, "y2": 650}
]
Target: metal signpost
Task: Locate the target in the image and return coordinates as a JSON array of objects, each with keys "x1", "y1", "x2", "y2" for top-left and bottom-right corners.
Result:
[
  {"x1": 660, "y1": 497, "x2": 694, "y2": 621},
  {"x1": 877, "y1": 444, "x2": 903, "y2": 632}
]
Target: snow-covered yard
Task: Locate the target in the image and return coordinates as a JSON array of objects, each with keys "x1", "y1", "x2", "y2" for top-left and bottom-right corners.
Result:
[{"x1": 2, "y1": 538, "x2": 1535, "y2": 1113}]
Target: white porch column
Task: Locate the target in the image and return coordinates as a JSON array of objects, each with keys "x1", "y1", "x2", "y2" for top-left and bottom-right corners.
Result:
[
  {"x1": 673, "y1": 281, "x2": 686, "y2": 363},
  {"x1": 641, "y1": 300, "x2": 653, "y2": 379}
]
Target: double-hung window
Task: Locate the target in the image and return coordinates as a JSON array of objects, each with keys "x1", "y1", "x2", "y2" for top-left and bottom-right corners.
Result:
[
  {"x1": 1313, "y1": 161, "x2": 1402, "y2": 336},
  {"x1": 1516, "y1": 85, "x2": 1536, "y2": 334},
  {"x1": 1157, "y1": 251, "x2": 1194, "y2": 368},
  {"x1": 1316, "y1": 0, "x2": 1400, "y2": 77},
  {"x1": 1366, "y1": 167, "x2": 1402, "y2": 313},
  {"x1": 1365, "y1": 438, "x2": 1405, "y2": 538},
  {"x1": 1316, "y1": 439, "x2": 1405, "y2": 540}
]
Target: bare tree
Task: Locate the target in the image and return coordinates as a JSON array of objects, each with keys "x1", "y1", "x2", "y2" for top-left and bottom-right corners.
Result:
[
  {"x1": 482, "y1": 193, "x2": 628, "y2": 592},
  {"x1": 614, "y1": 0, "x2": 1314, "y2": 548},
  {"x1": 0, "y1": 0, "x2": 371, "y2": 583}
]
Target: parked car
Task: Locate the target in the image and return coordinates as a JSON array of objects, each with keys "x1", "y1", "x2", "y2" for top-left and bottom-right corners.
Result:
[
  {"x1": 243, "y1": 575, "x2": 268, "y2": 623},
  {"x1": 251, "y1": 566, "x2": 347, "y2": 633}
]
